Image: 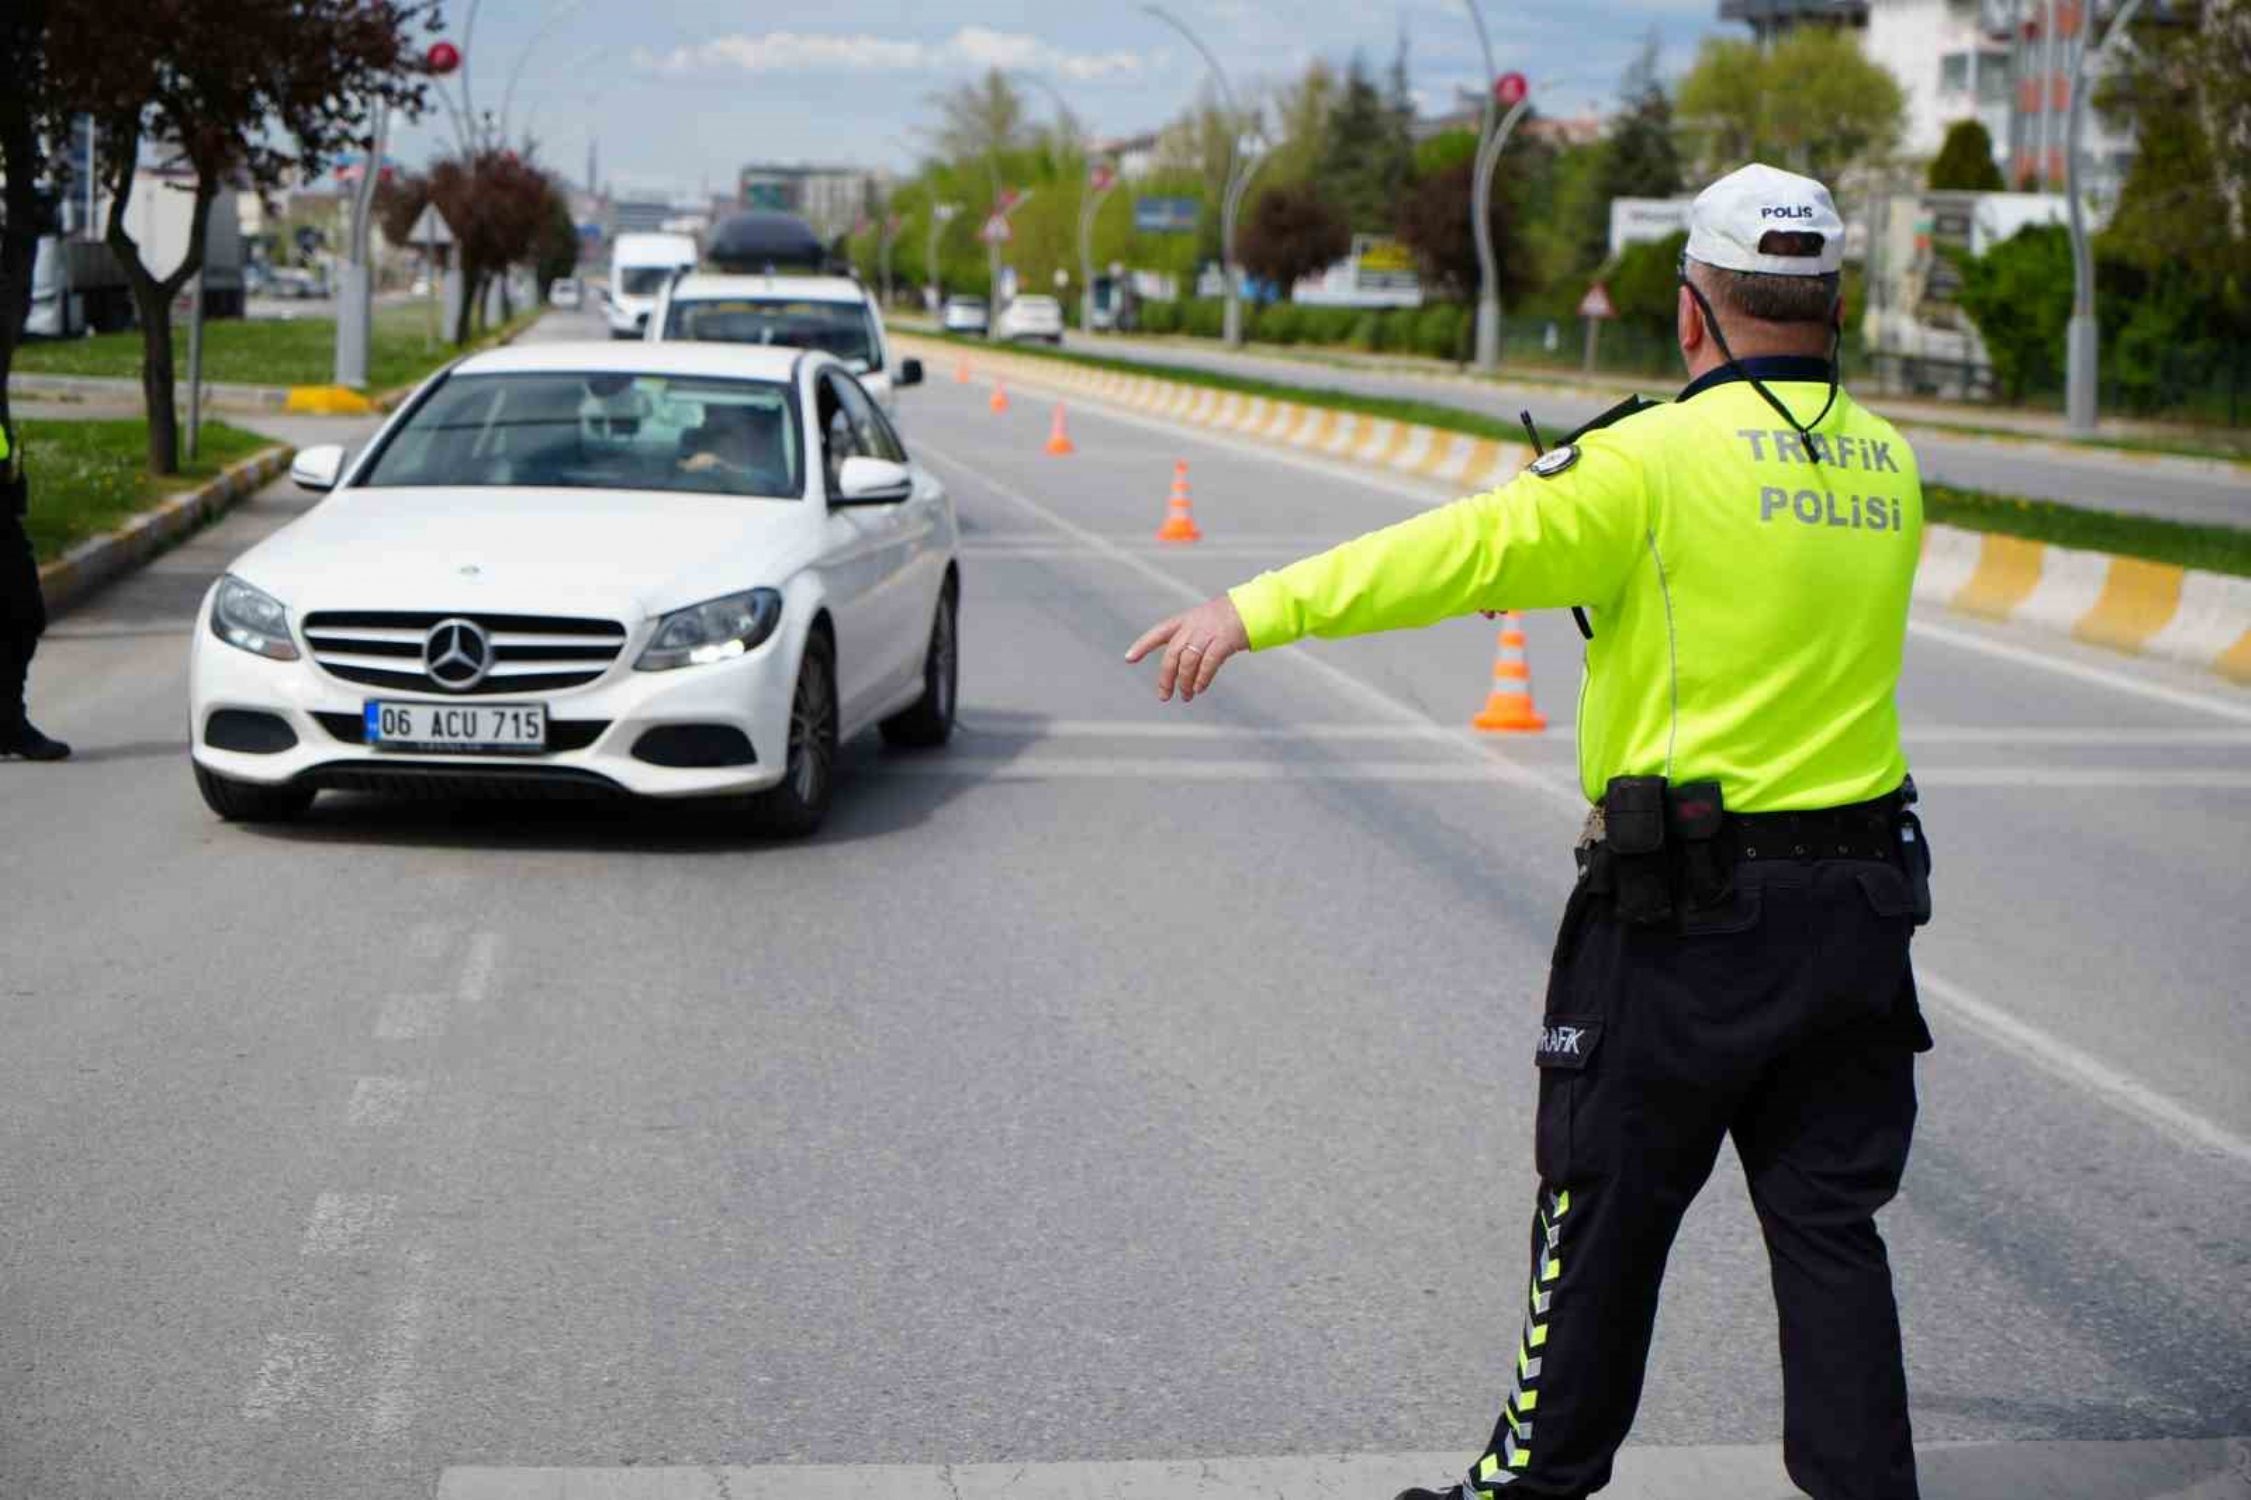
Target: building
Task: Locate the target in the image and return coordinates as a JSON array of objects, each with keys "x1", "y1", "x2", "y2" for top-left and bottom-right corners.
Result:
[
  {"x1": 1722, "y1": 0, "x2": 2147, "y2": 208},
  {"x1": 735, "y1": 164, "x2": 885, "y2": 240},
  {"x1": 1093, "y1": 133, "x2": 1162, "y2": 183}
]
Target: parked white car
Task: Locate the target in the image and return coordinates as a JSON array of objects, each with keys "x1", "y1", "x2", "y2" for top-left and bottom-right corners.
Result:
[
  {"x1": 648, "y1": 273, "x2": 918, "y2": 418},
  {"x1": 548, "y1": 277, "x2": 582, "y2": 309},
  {"x1": 940, "y1": 295, "x2": 989, "y2": 336},
  {"x1": 995, "y1": 295, "x2": 1064, "y2": 344},
  {"x1": 188, "y1": 341, "x2": 960, "y2": 835}
]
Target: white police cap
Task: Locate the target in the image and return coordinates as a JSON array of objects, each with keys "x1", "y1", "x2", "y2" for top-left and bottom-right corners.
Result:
[{"x1": 1684, "y1": 163, "x2": 1845, "y2": 277}]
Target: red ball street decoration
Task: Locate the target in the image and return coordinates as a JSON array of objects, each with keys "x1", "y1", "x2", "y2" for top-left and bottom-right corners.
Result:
[
  {"x1": 1495, "y1": 71, "x2": 1528, "y2": 107},
  {"x1": 426, "y1": 40, "x2": 461, "y2": 75}
]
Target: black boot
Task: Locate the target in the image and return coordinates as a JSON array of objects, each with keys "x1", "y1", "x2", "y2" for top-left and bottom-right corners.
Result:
[{"x1": 1, "y1": 719, "x2": 69, "y2": 761}]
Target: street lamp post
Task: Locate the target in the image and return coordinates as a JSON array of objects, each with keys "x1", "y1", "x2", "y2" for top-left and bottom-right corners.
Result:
[
  {"x1": 1078, "y1": 162, "x2": 1118, "y2": 334},
  {"x1": 878, "y1": 213, "x2": 902, "y2": 308},
  {"x1": 2064, "y1": 0, "x2": 2145, "y2": 435},
  {"x1": 927, "y1": 201, "x2": 960, "y2": 311},
  {"x1": 1461, "y1": 0, "x2": 1529, "y2": 372},
  {"x1": 1143, "y1": 4, "x2": 1265, "y2": 348},
  {"x1": 334, "y1": 100, "x2": 389, "y2": 389}
]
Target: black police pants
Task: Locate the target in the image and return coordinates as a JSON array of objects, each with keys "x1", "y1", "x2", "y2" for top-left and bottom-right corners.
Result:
[
  {"x1": 1470, "y1": 858, "x2": 1931, "y2": 1500},
  {"x1": 0, "y1": 508, "x2": 43, "y2": 737}
]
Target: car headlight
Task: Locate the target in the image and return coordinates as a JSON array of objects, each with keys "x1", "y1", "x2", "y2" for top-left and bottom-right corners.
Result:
[
  {"x1": 210, "y1": 575, "x2": 300, "y2": 660},
  {"x1": 635, "y1": 588, "x2": 784, "y2": 671}
]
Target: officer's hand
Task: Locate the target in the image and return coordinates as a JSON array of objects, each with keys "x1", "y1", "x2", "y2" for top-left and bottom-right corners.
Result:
[{"x1": 1124, "y1": 596, "x2": 1250, "y2": 704}]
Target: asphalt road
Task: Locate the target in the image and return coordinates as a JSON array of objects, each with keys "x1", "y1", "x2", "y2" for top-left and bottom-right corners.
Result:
[
  {"x1": 1054, "y1": 333, "x2": 2251, "y2": 528},
  {"x1": 3, "y1": 307, "x2": 2247, "y2": 1499}
]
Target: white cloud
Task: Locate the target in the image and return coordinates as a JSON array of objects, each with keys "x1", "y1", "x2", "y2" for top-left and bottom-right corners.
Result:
[{"x1": 638, "y1": 26, "x2": 1145, "y2": 81}]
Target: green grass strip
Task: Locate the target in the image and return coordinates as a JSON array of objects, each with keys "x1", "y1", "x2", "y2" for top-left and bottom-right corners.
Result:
[
  {"x1": 1924, "y1": 484, "x2": 2251, "y2": 578},
  {"x1": 915, "y1": 329, "x2": 2251, "y2": 575},
  {"x1": 16, "y1": 304, "x2": 541, "y2": 395},
  {"x1": 20, "y1": 418, "x2": 276, "y2": 565}
]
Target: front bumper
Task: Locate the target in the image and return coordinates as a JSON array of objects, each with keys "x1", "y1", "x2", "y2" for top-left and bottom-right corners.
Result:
[{"x1": 188, "y1": 612, "x2": 797, "y2": 801}]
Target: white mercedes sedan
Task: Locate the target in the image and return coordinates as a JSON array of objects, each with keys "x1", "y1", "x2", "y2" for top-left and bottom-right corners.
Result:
[{"x1": 188, "y1": 341, "x2": 960, "y2": 835}]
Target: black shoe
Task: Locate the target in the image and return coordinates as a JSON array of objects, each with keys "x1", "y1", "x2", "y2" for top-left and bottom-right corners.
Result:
[
  {"x1": 1, "y1": 721, "x2": 70, "y2": 761},
  {"x1": 1394, "y1": 1488, "x2": 1467, "y2": 1500}
]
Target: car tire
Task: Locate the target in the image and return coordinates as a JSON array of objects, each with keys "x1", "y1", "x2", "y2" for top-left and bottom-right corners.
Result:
[
  {"x1": 193, "y1": 762, "x2": 316, "y2": 823},
  {"x1": 748, "y1": 630, "x2": 839, "y2": 837},
  {"x1": 880, "y1": 585, "x2": 958, "y2": 750}
]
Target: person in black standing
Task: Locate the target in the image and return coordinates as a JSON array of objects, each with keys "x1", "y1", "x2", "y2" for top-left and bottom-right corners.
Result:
[{"x1": 1, "y1": 416, "x2": 71, "y2": 761}]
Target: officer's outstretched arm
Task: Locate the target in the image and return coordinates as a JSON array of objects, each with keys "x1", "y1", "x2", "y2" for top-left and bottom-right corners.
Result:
[{"x1": 1224, "y1": 439, "x2": 1648, "y2": 652}]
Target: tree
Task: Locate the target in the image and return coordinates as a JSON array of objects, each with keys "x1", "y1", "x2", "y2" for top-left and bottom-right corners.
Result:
[
  {"x1": 531, "y1": 190, "x2": 579, "y2": 296},
  {"x1": 50, "y1": 0, "x2": 432, "y2": 472},
  {"x1": 1395, "y1": 154, "x2": 1537, "y2": 303},
  {"x1": 429, "y1": 149, "x2": 552, "y2": 343},
  {"x1": 1262, "y1": 60, "x2": 1339, "y2": 187},
  {"x1": 1586, "y1": 35, "x2": 1683, "y2": 268},
  {"x1": 926, "y1": 69, "x2": 1029, "y2": 166},
  {"x1": 1675, "y1": 30, "x2": 1904, "y2": 183},
  {"x1": 374, "y1": 168, "x2": 431, "y2": 249},
  {"x1": 1954, "y1": 224, "x2": 2073, "y2": 401},
  {"x1": 1237, "y1": 182, "x2": 1350, "y2": 295},
  {"x1": 1927, "y1": 119, "x2": 2004, "y2": 191},
  {"x1": 0, "y1": 0, "x2": 68, "y2": 432},
  {"x1": 1318, "y1": 54, "x2": 1412, "y2": 232}
]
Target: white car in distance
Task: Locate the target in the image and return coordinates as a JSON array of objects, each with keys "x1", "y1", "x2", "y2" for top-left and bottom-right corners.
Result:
[
  {"x1": 648, "y1": 273, "x2": 916, "y2": 418},
  {"x1": 940, "y1": 295, "x2": 988, "y2": 336},
  {"x1": 188, "y1": 341, "x2": 960, "y2": 836},
  {"x1": 995, "y1": 295, "x2": 1065, "y2": 344}
]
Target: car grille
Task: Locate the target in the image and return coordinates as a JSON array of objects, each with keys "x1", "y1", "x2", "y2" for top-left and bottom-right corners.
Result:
[{"x1": 300, "y1": 611, "x2": 630, "y2": 697}]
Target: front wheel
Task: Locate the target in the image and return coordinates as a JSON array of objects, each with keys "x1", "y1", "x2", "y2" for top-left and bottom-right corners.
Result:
[
  {"x1": 748, "y1": 631, "x2": 839, "y2": 837},
  {"x1": 880, "y1": 586, "x2": 958, "y2": 750},
  {"x1": 193, "y1": 762, "x2": 315, "y2": 823}
]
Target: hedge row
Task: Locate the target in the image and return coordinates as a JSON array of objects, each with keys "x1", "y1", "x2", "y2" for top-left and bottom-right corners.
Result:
[{"x1": 1134, "y1": 299, "x2": 1476, "y2": 360}]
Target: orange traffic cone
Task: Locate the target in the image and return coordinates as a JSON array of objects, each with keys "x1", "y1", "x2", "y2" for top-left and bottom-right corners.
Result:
[
  {"x1": 1471, "y1": 613, "x2": 1547, "y2": 732},
  {"x1": 1045, "y1": 402, "x2": 1076, "y2": 456},
  {"x1": 1155, "y1": 460, "x2": 1202, "y2": 543},
  {"x1": 989, "y1": 377, "x2": 1010, "y2": 415},
  {"x1": 953, "y1": 355, "x2": 972, "y2": 384}
]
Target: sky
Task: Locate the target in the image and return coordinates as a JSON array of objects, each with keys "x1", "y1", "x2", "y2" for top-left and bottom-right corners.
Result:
[{"x1": 386, "y1": 0, "x2": 1733, "y2": 200}]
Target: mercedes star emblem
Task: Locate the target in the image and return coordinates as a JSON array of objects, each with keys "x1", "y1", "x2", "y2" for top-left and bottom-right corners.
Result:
[{"x1": 423, "y1": 617, "x2": 493, "y2": 691}]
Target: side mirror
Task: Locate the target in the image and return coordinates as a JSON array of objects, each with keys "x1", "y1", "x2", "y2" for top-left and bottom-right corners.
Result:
[
  {"x1": 290, "y1": 444, "x2": 346, "y2": 493},
  {"x1": 896, "y1": 357, "x2": 924, "y2": 388},
  {"x1": 834, "y1": 455, "x2": 913, "y2": 505}
]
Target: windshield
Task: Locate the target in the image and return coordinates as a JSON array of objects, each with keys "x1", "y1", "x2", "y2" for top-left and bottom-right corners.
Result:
[
  {"x1": 617, "y1": 266, "x2": 677, "y2": 296},
  {"x1": 361, "y1": 372, "x2": 805, "y2": 499},
  {"x1": 665, "y1": 297, "x2": 878, "y2": 370}
]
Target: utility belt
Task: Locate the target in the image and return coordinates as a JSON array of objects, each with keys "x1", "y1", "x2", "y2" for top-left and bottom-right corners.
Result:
[{"x1": 1577, "y1": 774, "x2": 1932, "y2": 928}]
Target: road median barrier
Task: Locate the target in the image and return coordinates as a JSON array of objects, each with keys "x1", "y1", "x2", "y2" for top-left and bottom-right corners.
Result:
[
  {"x1": 283, "y1": 384, "x2": 377, "y2": 416},
  {"x1": 903, "y1": 332, "x2": 2251, "y2": 688},
  {"x1": 37, "y1": 445, "x2": 293, "y2": 618}
]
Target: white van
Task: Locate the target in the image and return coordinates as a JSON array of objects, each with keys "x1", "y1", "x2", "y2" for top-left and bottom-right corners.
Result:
[{"x1": 604, "y1": 232, "x2": 698, "y2": 339}]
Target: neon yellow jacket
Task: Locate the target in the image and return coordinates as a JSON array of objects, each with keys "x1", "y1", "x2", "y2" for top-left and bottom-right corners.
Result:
[{"x1": 1227, "y1": 362, "x2": 1922, "y2": 813}]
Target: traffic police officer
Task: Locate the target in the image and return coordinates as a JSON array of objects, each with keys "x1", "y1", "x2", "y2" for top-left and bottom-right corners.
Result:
[
  {"x1": 1126, "y1": 164, "x2": 1934, "y2": 1500},
  {"x1": 1, "y1": 414, "x2": 71, "y2": 761}
]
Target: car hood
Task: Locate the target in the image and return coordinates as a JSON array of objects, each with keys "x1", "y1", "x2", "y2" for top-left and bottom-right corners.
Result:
[{"x1": 229, "y1": 486, "x2": 824, "y2": 619}]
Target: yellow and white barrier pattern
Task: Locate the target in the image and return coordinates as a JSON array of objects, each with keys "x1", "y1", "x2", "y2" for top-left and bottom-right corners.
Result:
[{"x1": 903, "y1": 335, "x2": 2251, "y2": 687}]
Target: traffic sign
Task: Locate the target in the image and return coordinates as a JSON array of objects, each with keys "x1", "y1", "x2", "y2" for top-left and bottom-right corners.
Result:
[
  {"x1": 406, "y1": 203, "x2": 455, "y2": 247},
  {"x1": 1496, "y1": 71, "x2": 1529, "y2": 107},
  {"x1": 1090, "y1": 163, "x2": 1116, "y2": 193},
  {"x1": 1577, "y1": 280, "x2": 1615, "y2": 319},
  {"x1": 979, "y1": 213, "x2": 1012, "y2": 245}
]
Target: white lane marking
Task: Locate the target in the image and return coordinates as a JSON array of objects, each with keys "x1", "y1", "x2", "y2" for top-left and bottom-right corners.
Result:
[
  {"x1": 1910, "y1": 767, "x2": 2251, "y2": 789},
  {"x1": 1907, "y1": 616, "x2": 2251, "y2": 724},
  {"x1": 922, "y1": 435, "x2": 2251, "y2": 1179},
  {"x1": 347, "y1": 1076, "x2": 428, "y2": 1127},
  {"x1": 376, "y1": 991, "x2": 448, "y2": 1040},
  {"x1": 963, "y1": 717, "x2": 2251, "y2": 749},
  {"x1": 363, "y1": 1245, "x2": 435, "y2": 1442},
  {"x1": 918, "y1": 441, "x2": 1578, "y2": 810},
  {"x1": 240, "y1": 1331, "x2": 335, "y2": 1421},
  {"x1": 897, "y1": 757, "x2": 2251, "y2": 790},
  {"x1": 301, "y1": 1192, "x2": 398, "y2": 1256},
  {"x1": 457, "y1": 930, "x2": 502, "y2": 1007},
  {"x1": 1915, "y1": 971, "x2": 2251, "y2": 1171},
  {"x1": 434, "y1": 1439, "x2": 2251, "y2": 1500}
]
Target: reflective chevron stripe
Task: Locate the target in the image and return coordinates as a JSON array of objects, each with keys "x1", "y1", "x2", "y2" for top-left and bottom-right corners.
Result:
[{"x1": 1469, "y1": 1188, "x2": 1572, "y2": 1494}]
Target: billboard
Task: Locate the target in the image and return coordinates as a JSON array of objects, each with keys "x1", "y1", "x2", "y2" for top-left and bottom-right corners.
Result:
[{"x1": 1133, "y1": 196, "x2": 1201, "y2": 235}]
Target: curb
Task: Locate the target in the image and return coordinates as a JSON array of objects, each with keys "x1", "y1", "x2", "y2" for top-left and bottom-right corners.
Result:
[
  {"x1": 11, "y1": 373, "x2": 291, "y2": 414},
  {"x1": 36, "y1": 445, "x2": 294, "y2": 619},
  {"x1": 903, "y1": 333, "x2": 2251, "y2": 689}
]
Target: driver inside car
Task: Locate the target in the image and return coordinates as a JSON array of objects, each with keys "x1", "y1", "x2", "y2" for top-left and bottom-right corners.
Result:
[{"x1": 676, "y1": 402, "x2": 787, "y2": 494}]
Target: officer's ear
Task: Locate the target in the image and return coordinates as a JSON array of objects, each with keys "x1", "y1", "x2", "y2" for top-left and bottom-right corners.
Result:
[{"x1": 1677, "y1": 283, "x2": 1704, "y2": 358}]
